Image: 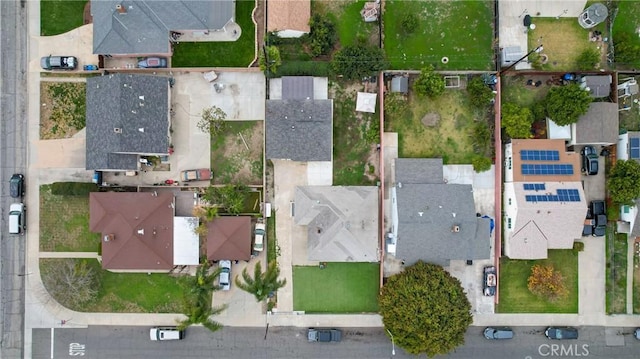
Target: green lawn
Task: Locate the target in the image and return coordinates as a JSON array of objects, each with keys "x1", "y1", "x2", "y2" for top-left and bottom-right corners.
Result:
[
  {"x1": 501, "y1": 75, "x2": 549, "y2": 109},
  {"x1": 384, "y1": 0, "x2": 493, "y2": 70},
  {"x1": 497, "y1": 250, "x2": 578, "y2": 313},
  {"x1": 612, "y1": 0, "x2": 640, "y2": 69},
  {"x1": 314, "y1": 0, "x2": 379, "y2": 47},
  {"x1": 606, "y1": 232, "x2": 628, "y2": 314},
  {"x1": 41, "y1": 0, "x2": 86, "y2": 36},
  {"x1": 172, "y1": 0, "x2": 256, "y2": 67},
  {"x1": 293, "y1": 263, "x2": 380, "y2": 313},
  {"x1": 267, "y1": 214, "x2": 277, "y2": 264},
  {"x1": 385, "y1": 89, "x2": 485, "y2": 163},
  {"x1": 41, "y1": 259, "x2": 184, "y2": 313},
  {"x1": 39, "y1": 185, "x2": 101, "y2": 252},
  {"x1": 332, "y1": 83, "x2": 378, "y2": 185}
]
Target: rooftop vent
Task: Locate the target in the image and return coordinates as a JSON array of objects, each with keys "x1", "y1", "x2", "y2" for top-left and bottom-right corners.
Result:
[
  {"x1": 116, "y1": 4, "x2": 126, "y2": 14},
  {"x1": 452, "y1": 225, "x2": 461, "y2": 233},
  {"x1": 103, "y1": 234, "x2": 115, "y2": 242},
  {"x1": 138, "y1": 128, "x2": 145, "y2": 133},
  {"x1": 137, "y1": 229, "x2": 144, "y2": 236},
  {"x1": 114, "y1": 127, "x2": 123, "y2": 134}
]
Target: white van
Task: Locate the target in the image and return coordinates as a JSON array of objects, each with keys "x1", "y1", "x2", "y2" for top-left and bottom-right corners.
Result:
[
  {"x1": 149, "y1": 327, "x2": 184, "y2": 341},
  {"x1": 9, "y1": 203, "x2": 25, "y2": 234}
]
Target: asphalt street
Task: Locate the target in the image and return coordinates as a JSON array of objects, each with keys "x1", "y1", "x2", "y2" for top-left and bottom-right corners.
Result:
[
  {"x1": 0, "y1": 0, "x2": 28, "y2": 358},
  {"x1": 31, "y1": 326, "x2": 640, "y2": 359}
]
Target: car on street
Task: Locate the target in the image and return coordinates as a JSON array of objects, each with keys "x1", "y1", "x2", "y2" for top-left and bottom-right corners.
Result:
[
  {"x1": 483, "y1": 266, "x2": 497, "y2": 296},
  {"x1": 218, "y1": 260, "x2": 231, "y2": 291},
  {"x1": 254, "y1": 220, "x2": 266, "y2": 252},
  {"x1": 9, "y1": 203, "x2": 25, "y2": 234},
  {"x1": 483, "y1": 327, "x2": 513, "y2": 340},
  {"x1": 590, "y1": 200, "x2": 606, "y2": 237},
  {"x1": 581, "y1": 146, "x2": 599, "y2": 175},
  {"x1": 149, "y1": 327, "x2": 184, "y2": 341},
  {"x1": 40, "y1": 55, "x2": 77, "y2": 70},
  {"x1": 635, "y1": 328, "x2": 640, "y2": 340},
  {"x1": 307, "y1": 328, "x2": 342, "y2": 342},
  {"x1": 545, "y1": 327, "x2": 579, "y2": 340},
  {"x1": 10, "y1": 173, "x2": 24, "y2": 198},
  {"x1": 138, "y1": 57, "x2": 168, "y2": 68}
]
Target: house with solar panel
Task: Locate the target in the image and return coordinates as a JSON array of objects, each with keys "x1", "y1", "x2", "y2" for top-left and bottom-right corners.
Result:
[
  {"x1": 615, "y1": 132, "x2": 640, "y2": 236},
  {"x1": 503, "y1": 139, "x2": 588, "y2": 259}
]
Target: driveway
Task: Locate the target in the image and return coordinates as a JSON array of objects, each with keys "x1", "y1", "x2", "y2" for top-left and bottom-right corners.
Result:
[{"x1": 207, "y1": 71, "x2": 266, "y2": 120}]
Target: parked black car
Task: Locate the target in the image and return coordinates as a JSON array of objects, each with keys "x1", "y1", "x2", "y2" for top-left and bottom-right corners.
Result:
[
  {"x1": 308, "y1": 328, "x2": 342, "y2": 342},
  {"x1": 483, "y1": 327, "x2": 513, "y2": 340},
  {"x1": 590, "y1": 200, "x2": 606, "y2": 237},
  {"x1": 10, "y1": 174, "x2": 24, "y2": 198},
  {"x1": 581, "y1": 146, "x2": 599, "y2": 175},
  {"x1": 545, "y1": 327, "x2": 578, "y2": 340}
]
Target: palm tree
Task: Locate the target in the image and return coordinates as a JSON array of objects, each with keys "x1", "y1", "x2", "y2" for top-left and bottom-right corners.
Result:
[
  {"x1": 177, "y1": 261, "x2": 227, "y2": 332},
  {"x1": 234, "y1": 261, "x2": 286, "y2": 302}
]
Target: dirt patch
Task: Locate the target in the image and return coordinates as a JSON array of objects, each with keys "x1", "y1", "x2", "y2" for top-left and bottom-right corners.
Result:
[
  {"x1": 212, "y1": 121, "x2": 264, "y2": 185},
  {"x1": 363, "y1": 145, "x2": 380, "y2": 181},
  {"x1": 40, "y1": 82, "x2": 87, "y2": 139},
  {"x1": 421, "y1": 112, "x2": 440, "y2": 127}
]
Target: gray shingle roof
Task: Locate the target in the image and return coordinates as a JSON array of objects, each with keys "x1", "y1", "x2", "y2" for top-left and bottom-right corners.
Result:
[
  {"x1": 92, "y1": 0, "x2": 234, "y2": 55},
  {"x1": 395, "y1": 183, "x2": 490, "y2": 266},
  {"x1": 282, "y1": 76, "x2": 314, "y2": 100},
  {"x1": 86, "y1": 73, "x2": 170, "y2": 170},
  {"x1": 265, "y1": 99, "x2": 333, "y2": 161},
  {"x1": 395, "y1": 158, "x2": 444, "y2": 184},
  {"x1": 575, "y1": 102, "x2": 618, "y2": 145},
  {"x1": 294, "y1": 186, "x2": 378, "y2": 262}
]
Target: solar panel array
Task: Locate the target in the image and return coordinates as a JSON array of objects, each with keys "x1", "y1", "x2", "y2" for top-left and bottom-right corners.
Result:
[
  {"x1": 523, "y1": 183, "x2": 546, "y2": 191},
  {"x1": 631, "y1": 138, "x2": 640, "y2": 159},
  {"x1": 520, "y1": 150, "x2": 560, "y2": 161},
  {"x1": 521, "y1": 164, "x2": 574, "y2": 175},
  {"x1": 525, "y1": 189, "x2": 580, "y2": 202}
]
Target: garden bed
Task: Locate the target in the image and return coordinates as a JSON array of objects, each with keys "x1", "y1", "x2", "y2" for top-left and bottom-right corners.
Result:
[
  {"x1": 293, "y1": 262, "x2": 380, "y2": 313},
  {"x1": 210, "y1": 121, "x2": 263, "y2": 185},
  {"x1": 40, "y1": 81, "x2": 87, "y2": 139},
  {"x1": 496, "y1": 249, "x2": 579, "y2": 313}
]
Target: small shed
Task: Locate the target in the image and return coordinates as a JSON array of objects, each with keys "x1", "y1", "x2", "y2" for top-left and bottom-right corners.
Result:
[
  {"x1": 390, "y1": 76, "x2": 408, "y2": 94},
  {"x1": 501, "y1": 46, "x2": 523, "y2": 67},
  {"x1": 579, "y1": 3, "x2": 608, "y2": 29},
  {"x1": 581, "y1": 75, "x2": 612, "y2": 98},
  {"x1": 356, "y1": 92, "x2": 377, "y2": 113}
]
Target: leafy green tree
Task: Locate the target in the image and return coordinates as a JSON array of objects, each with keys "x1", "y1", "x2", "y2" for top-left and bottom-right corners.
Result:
[
  {"x1": 501, "y1": 102, "x2": 533, "y2": 139},
  {"x1": 467, "y1": 76, "x2": 494, "y2": 107},
  {"x1": 575, "y1": 48, "x2": 600, "y2": 71},
  {"x1": 258, "y1": 46, "x2": 282, "y2": 74},
  {"x1": 608, "y1": 160, "x2": 640, "y2": 206},
  {"x1": 413, "y1": 65, "x2": 445, "y2": 98},
  {"x1": 544, "y1": 84, "x2": 592, "y2": 125},
  {"x1": 234, "y1": 261, "x2": 287, "y2": 302},
  {"x1": 400, "y1": 13, "x2": 419, "y2": 34},
  {"x1": 378, "y1": 261, "x2": 472, "y2": 357},
  {"x1": 178, "y1": 261, "x2": 227, "y2": 332},
  {"x1": 331, "y1": 44, "x2": 387, "y2": 80},
  {"x1": 472, "y1": 155, "x2": 492, "y2": 173},
  {"x1": 197, "y1": 106, "x2": 228, "y2": 136},
  {"x1": 203, "y1": 184, "x2": 249, "y2": 214},
  {"x1": 308, "y1": 14, "x2": 337, "y2": 57}
]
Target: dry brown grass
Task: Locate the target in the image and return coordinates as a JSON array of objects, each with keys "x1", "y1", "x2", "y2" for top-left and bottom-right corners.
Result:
[{"x1": 40, "y1": 81, "x2": 86, "y2": 139}]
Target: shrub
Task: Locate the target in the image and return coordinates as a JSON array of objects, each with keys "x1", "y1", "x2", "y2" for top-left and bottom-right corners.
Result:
[
  {"x1": 575, "y1": 48, "x2": 600, "y2": 70},
  {"x1": 467, "y1": 76, "x2": 494, "y2": 107},
  {"x1": 331, "y1": 44, "x2": 387, "y2": 80},
  {"x1": 275, "y1": 61, "x2": 330, "y2": 78},
  {"x1": 472, "y1": 120, "x2": 492, "y2": 154},
  {"x1": 400, "y1": 13, "x2": 419, "y2": 34},
  {"x1": 501, "y1": 102, "x2": 533, "y2": 139},
  {"x1": 50, "y1": 182, "x2": 99, "y2": 196},
  {"x1": 572, "y1": 241, "x2": 585, "y2": 252},
  {"x1": 413, "y1": 65, "x2": 445, "y2": 98},
  {"x1": 472, "y1": 156, "x2": 492, "y2": 173},
  {"x1": 308, "y1": 14, "x2": 337, "y2": 57}
]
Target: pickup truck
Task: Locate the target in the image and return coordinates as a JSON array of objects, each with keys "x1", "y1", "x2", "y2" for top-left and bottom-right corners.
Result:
[
  {"x1": 180, "y1": 169, "x2": 212, "y2": 182},
  {"x1": 40, "y1": 55, "x2": 77, "y2": 70},
  {"x1": 308, "y1": 328, "x2": 342, "y2": 342},
  {"x1": 590, "y1": 200, "x2": 606, "y2": 237}
]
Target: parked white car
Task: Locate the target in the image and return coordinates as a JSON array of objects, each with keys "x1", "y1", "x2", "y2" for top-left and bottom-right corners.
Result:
[
  {"x1": 254, "y1": 220, "x2": 266, "y2": 252},
  {"x1": 218, "y1": 260, "x2": 231, "y2": 291}
]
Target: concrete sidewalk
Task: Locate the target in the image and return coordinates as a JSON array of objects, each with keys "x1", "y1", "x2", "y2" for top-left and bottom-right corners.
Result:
[{"x1": 626, "y1": 236, "x2": 637, "y2": 314}]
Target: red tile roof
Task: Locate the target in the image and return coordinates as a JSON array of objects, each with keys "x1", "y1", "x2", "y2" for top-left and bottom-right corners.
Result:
[
  {"x1": 90, "y1": 192, "x2": 175, "y2": 270},
  {"x1": 206, "y1": 217, "x2": 252, "y2": 261}
]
